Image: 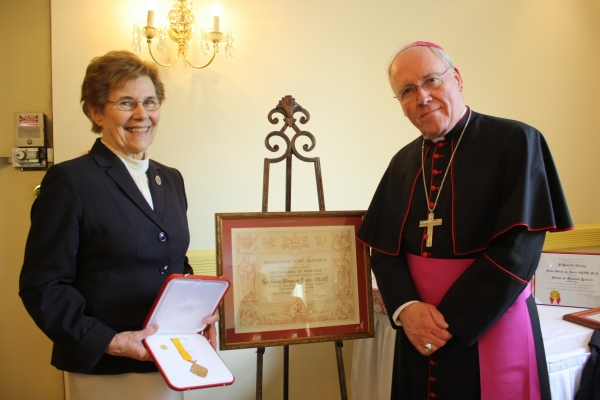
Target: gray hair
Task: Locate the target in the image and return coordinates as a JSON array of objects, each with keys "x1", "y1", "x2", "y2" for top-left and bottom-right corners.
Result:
[{"x1": 387, "y1": 45, "x2": 455, "y2": 90}]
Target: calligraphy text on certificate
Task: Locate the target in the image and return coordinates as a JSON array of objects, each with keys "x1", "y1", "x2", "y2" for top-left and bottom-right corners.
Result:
[{"x1": 231, "y1": 226, "x2": 360, "y2": 333}]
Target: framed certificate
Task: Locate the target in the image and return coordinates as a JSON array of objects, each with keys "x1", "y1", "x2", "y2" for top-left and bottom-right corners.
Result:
[
  {"x1": 563, "y1": 307, "x2": 600, "y2": 330},
  {"x1": 534, "y1": 252, "x2": 600, "y2": 308},
  {"x1": 215, "y1": 211, "x2": 373, "y2": 350}
]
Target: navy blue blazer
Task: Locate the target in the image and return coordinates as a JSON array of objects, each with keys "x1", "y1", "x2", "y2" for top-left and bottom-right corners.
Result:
[{"x1": 19, "y1": 138, "x2": 192, "y2": 374}]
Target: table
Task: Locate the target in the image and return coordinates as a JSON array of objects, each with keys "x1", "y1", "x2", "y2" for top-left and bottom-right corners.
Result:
[
  {"x1": 350, "y1": 290, "x2": 593, "y2": 400},
  {"x1": 539, "y1": 305, "x2": 593, "y2": 399}
]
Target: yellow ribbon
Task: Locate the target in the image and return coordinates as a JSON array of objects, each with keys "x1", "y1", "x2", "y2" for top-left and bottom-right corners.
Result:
[{"x1": 171, "y1": 338, "x2": 194, "y2": 362}]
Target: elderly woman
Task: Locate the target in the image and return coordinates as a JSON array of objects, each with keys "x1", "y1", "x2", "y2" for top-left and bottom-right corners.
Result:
[{"x1": 19, "y1": 50, "x2": 216, "y2": 400}]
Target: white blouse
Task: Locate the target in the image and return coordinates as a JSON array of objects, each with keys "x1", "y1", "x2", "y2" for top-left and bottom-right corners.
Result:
[{"x1": 101, "y1": 140, "x2": 154, "y2": 210}]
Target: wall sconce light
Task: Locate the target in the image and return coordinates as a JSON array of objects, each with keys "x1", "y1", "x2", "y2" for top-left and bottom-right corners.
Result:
[{"x1": 132, "y1": 0, "x2": 234, "y2": 73}]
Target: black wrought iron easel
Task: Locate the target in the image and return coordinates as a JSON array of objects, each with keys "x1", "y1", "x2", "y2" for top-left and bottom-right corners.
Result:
[{"x1": 255, "y1": 95, "x2": 348, "y2": 400}]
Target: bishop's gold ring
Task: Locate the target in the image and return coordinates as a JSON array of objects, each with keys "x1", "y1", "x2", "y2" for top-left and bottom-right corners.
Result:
[{"x1": 422, "y1": 343, "x2": 432, "y2": 353}]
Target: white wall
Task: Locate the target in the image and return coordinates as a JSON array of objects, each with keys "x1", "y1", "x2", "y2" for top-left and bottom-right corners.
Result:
[
  {"x1": 52, "y1": 0, "x2": 600, "y2": 252},
  {"x1": 49, "y1": 0, "x2": 600, "y2": 399}
]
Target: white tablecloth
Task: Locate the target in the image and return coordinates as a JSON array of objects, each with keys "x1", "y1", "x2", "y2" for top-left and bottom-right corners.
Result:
[
  {"x1": 538, "y1": 305, "x2": 593, "y2": 400},
  {"x1": 351, "y1": 312, "x2": 395, "y2": 400},
  {"x1": 351, "y1": 294, "x2": 594, "y2": 400}
]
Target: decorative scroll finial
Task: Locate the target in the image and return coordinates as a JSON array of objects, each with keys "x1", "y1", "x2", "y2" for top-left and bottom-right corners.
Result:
[
  {"x1": 268, "y1": 95, "x2": 310, "y2": 127},
  {"x1": 262, "y1": 95, "x2": 325, "y2": 212},
  {"x1": 265, "y1": 96, "x2": 316, "y2": 163}
]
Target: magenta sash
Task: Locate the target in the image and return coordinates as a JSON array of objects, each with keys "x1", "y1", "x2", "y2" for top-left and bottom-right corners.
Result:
[{"x1": 406, "y1": 253, "x2": 541, "y2": 400}]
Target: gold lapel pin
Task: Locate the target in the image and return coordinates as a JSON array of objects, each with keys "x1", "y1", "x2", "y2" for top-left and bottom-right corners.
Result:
[{"x1": 155, "y1": 175, "x2": 162, "y2": 185}]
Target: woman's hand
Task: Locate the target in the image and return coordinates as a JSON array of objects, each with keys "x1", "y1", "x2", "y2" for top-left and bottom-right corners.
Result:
[
  {"x1": 106, "y1": 324, "x2": 159, "y2": 361},
  {"x1": 202, "y1": 313, "x2": 220, "y2": 351},
  {"x1": 106, "y1": 313, "x2": 220, "y2": 359}
]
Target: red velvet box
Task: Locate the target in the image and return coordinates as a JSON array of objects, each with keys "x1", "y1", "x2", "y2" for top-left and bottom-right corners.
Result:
[{"x1": 143, "y1": 274, "x2": 234, "y2": 391}]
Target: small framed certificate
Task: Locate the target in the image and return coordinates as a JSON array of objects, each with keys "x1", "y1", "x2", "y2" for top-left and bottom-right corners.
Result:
[
  {"x1": 534, "y1": 252, "x2": 600, "y2": 308},
  {"x1": 215, "y1": 211, "x2": 374, "y2": 350},
  {"x1": 563, "y1": 307, "x2": 600, "y2": 330}
]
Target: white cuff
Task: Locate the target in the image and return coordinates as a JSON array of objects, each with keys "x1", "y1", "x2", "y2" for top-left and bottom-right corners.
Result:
[{"x1": 392, "y1": 301, "x2": 420, "y2": 327}]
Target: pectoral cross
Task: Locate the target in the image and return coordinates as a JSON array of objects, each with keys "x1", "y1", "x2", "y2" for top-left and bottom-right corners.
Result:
[{"x1": 419, "y1": 212, "x2": 442, "y2": 247}]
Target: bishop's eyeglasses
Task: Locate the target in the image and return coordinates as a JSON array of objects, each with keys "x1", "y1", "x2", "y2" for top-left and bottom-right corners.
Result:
[
  {"x1": 394, "y1": 65, "x2": 454, "y2": 103},
  {"x1": 106, "y1": 97, "x2": 161, "y2": 111}
]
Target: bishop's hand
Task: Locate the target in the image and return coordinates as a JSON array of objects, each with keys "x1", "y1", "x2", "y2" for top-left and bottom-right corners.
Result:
[{"x1": 399, "y1": 302, "x2": 452, "y2": 355}]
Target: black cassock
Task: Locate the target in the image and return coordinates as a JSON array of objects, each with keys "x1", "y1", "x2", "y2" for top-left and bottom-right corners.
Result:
[{"x1": 357, "y1": 109, "x2": 573, "y2": 399}]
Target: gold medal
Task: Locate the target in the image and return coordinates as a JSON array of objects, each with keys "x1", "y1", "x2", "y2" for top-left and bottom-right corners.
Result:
[
  {"x1": 171, "y1": 338, "x2": 209, "y2": 378},
  {"x1": 190, "y1": 360, "x2": 209, "y2": 377}
]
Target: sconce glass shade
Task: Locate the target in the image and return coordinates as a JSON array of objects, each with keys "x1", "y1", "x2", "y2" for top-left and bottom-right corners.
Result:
[
  {"x1": 133, "y1": 23, "x2": 169, "y2": 55},
  {"x1": 200, "y1": 29, "x2": 235, "y2": 58}
]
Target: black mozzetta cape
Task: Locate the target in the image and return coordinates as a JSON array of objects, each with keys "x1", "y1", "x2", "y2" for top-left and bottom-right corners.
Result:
[{"x1": 358, "y1": 109, "x2": 573, "y2": 257}]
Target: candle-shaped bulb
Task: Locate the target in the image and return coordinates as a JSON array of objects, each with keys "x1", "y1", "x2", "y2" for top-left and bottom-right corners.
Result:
[
  {"x1": 147, "y1": 10, "x2": 155, "y2": 27},
  {"x1": 212, "y1": 0, "x2": 221, "y2": 32},
  {"x1": 146, "y1": 0, "x2": 157, "y2": 27}
]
